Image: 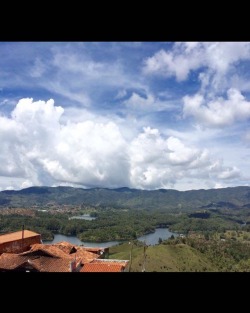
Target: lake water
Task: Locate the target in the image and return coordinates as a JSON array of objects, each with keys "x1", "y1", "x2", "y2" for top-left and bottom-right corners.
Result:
[
  {"x1": 137, "y1": 228, "x2": 176, "y2": 245},
  {"x1": 43, "y1": 234, "x2": 120, "y2": 248},
  {"x1": 43, "y1": 227, "x2": 176, "y2": 247},
  {"x1": 68, "y1": 214, "x2": 96, "y2": 221}
]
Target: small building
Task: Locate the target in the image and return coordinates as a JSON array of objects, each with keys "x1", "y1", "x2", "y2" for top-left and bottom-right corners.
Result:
[
  {"x1": 0, "y1": 230, "x2": 42, "y2": 254},
  {"x1": 0, "y1": 236, "x2": 129, "y2": 272},
  {"x1": 0, "y1": 242, "x2": 98, "y2": 272}
]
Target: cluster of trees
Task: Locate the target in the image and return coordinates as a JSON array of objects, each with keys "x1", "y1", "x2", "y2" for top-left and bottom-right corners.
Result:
[
  {"x1": 0, "y1": 208, "x2": 176, "y2": 241},
  {"x1": 0, "y1": 205, "x2": 249, "y2": 243},
  {"x1": 163, "y1": 233, "x2": 250, "y2": 271}
]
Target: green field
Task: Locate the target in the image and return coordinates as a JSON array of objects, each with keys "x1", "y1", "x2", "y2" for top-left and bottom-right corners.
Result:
[{"x1": 109, "y1": 241, "x2": 216, "y2": 272}]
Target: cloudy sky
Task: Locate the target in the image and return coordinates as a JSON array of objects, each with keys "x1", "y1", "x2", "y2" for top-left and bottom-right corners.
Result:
[{"x1": 1, "y1": 42, "x2": 250, "y2": 191}]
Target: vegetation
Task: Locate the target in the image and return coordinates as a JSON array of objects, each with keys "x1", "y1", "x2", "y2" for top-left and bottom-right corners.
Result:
[
  {"x1": 1, "y1": 185, "x2": 250, "y2": 271},
  {"x1": 109, "y1": 233, "x2": 250, "y2": 272},
  {"x1": 0, "y1": 207, "x2": 171, "y2": 241},
  {"x1": 0, "y1": 202, "x2": 249, "y2": 242},
  {"x1": 1, "y1": 185, "x2": 250, "y2": 211},
  {"x1": 109, "y1": 240, "x2": 216, "y2": 272}
]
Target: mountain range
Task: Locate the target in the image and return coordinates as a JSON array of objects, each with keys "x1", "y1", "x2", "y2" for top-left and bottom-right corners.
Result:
[{"x1": 1, "y1": 186, "x2": 250, "y2": 211}]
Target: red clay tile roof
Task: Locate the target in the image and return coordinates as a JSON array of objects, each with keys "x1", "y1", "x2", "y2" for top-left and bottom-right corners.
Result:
[
  {"x1": 0, "y1": 230, "x2": 40, "y2": 244},
  {"x1": 52, "y1": 242, "x2": 101, "y2": 260},
  {"x1": 53, "y1": 241, "x2": 77, "y2": 254},
  {"x1": 81, "y1": 262, "x2": 126, "y2": 272},
  {"x1": 28, "y1": 257, "x2": 75, "y2": 272},
  {"x1": 0, "y1": 237, "x2": 129, "y2": 272},
  {"x1": 22, "y1": 244, "x2": 72, "y2": 259},
  {"x1": 20, "y1": 243, "x2": 99, "y2": 263},
  {"x1": 52, "y1": 242, "x2": 104, "y2": 255},
  {"x1": 74, "y1": 251, "x2": 98, "y2": 263},
  {"x1": 0, "y1": 253, "x2": 28, "y2": 270},
  {"x1": 0, "y1": 252, "x2": 83, "y2": 272}
]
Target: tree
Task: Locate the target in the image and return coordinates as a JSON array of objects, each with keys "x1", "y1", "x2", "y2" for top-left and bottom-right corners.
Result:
[{"x1": 204, "y1": 232, "x2": 210, "y2": 240}]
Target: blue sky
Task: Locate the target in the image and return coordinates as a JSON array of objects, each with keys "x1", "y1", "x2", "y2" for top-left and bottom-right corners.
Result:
[{"x1": 1, "y1": 42, "x2": 250, "y2": 191}]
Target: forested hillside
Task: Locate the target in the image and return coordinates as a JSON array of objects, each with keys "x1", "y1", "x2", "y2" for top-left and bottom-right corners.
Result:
[{"x1": 1, "y1": 186, "x2": 250, "y2": 211}]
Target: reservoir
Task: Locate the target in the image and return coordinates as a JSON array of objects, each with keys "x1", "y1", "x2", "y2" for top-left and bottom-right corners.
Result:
[
  {"x1": 43, "y1": 234, "x2": 119, "y2": 248},
  {"x1": 137, "y1": 228, "x2": 176, "y2": 245},
  {"x1": 44, "y1": 227, "x2": 176, "y2": 247}
]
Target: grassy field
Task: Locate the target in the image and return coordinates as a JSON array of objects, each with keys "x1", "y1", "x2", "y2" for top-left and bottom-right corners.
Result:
[{"x1": 109, "y1": 242, "x2": 217, "y2": 272}]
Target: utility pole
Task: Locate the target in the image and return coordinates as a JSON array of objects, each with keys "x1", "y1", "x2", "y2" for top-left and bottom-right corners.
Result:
[
  {"x1": 21, "y1": 225, "x2": 24, "y2": 251},
  {"x1": 129, "y1": 242, "x2": 133, "y2": 272},
  {"x1": 142, "y1": 241, "x2": 147, "y2": 272}
]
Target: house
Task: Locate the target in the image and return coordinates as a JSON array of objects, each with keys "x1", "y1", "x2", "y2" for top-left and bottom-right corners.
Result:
[
  {"x1": 0, "y1": 241, "x2": 101, "y2": 272},
  {"x1": 0, "y1": 230, "x2": 42, "y2": 254},
  {"x1": 0, "y1": 230, "x2": 129, "y2": 272}
]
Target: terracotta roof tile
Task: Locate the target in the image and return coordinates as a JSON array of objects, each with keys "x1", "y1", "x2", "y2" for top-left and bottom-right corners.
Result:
[
  {"x1": 21, "y1": 243, "x2": 99, "y2": 263},
  {"x1": 0, "y1": 239, "x2": 129, "y2": 272},
  {"x1": 81, "y1": 262, "x2": 126, "y2": 272},
  {"x1": 0, "y1": 253, "x2": 82, "y2": 272},
  {"x1": 53, "y1": 241, "x2": 77, "y2": 254},
  {"x1": 0, "y1": 230, "x2": 40, "y2": 244},
  {"x1": 29, "y1": 257, "x2": 74, "y2": 272},
  {"x1": 71, "y1": 250, "x2": 99, "y2": 263},
  {"x1": 23, "y1": 244, "x2": 72, "y2": 259},
  {"x1": 43, "y1": 242, "x2": 99, "y2": 261},
  {"x1": 0, "y1": 253, "x2": 28, "y2": 270}
]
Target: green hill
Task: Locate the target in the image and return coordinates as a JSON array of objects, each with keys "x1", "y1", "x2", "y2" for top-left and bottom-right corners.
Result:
[
  {"x1": 1, "y1": 185, "x2": 250, "y2": 211},
  {"x1": 109, "y1": 242, "x2": 217, "y2": 272}
]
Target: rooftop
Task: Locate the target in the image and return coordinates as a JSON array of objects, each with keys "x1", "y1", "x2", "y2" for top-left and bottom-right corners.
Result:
[
  {"x1": 81, "y1": 261, "x2": 128, "y2": 272},
  {"x1": 22, "y1": 243, "x2": 73, "y2": 259},
  {"x1": 0, "y1": 240, "x2": 104, "y2": 271},
  {"x1": 0, "y1": 230, "x2": 40, "y2": 244},
  {"x1": 27, "y1": 257, "x2": 76, "y2": 272},
  {"x1": 0, "y1": 253, "x2": 27, "y2": 270},
  {"x1": 0, "y1": 231, "x2": 129, "y2": 272},
  {"x1": 0, "y1": 253, "x2": 80, "y2": 272}
]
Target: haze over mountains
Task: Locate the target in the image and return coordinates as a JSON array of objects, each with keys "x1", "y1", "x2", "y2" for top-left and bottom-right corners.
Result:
[{"x1": 1, "y1": 186, "x2": 250, "y2": 211}]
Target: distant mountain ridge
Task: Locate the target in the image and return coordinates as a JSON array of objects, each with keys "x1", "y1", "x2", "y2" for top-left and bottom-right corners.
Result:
[{"x1": 0, "y1": 186, "x2": 250, "y2": 211}]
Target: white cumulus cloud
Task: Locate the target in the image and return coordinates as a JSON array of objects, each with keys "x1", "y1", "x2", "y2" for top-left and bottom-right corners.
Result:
[
  {"x1": 129, "y1": 127, "x2": 238, "y2": 189},
  {"x1": 0, "y1": 98, "x2": 243, "y2": 191},
  {"x1": 143, "y1": 42, "x2": 250, "y2": 82},
  {"x1": 183, "y1": 88, "x2": 250, "y2": 127}
]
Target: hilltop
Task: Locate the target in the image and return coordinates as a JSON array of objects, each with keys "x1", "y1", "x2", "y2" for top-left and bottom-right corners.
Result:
[
  {"x1": 109, "y1": 241, "x2": 217, "y2": 272},
  {"x1": 109, "y1": 233, "x2": 250, "y2": 272}
]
